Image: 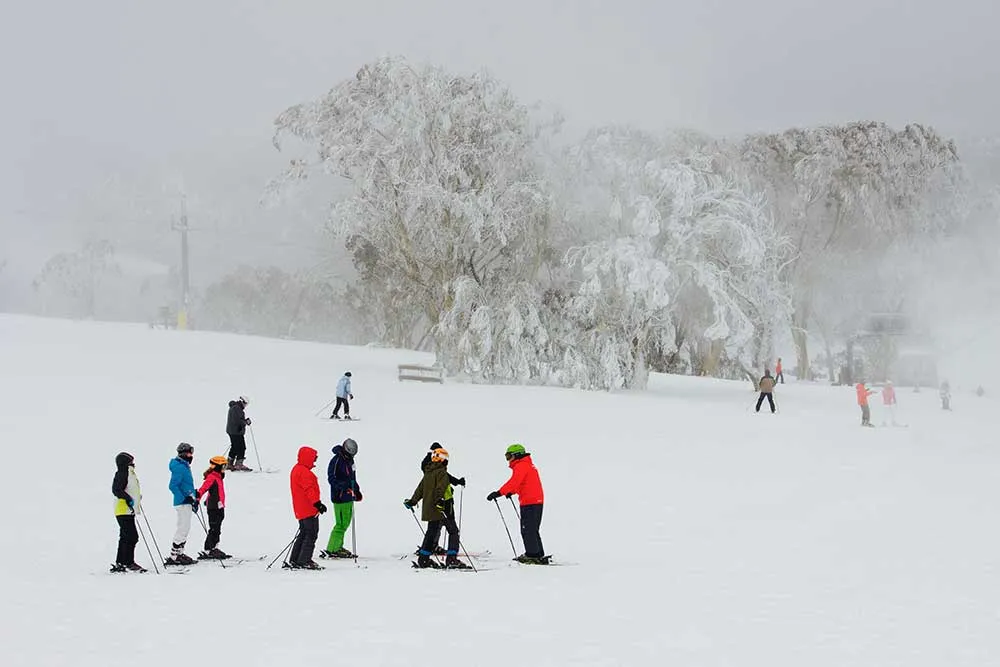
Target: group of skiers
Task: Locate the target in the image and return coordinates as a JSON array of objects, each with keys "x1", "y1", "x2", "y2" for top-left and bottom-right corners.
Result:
[{"x1": 110, "y1": 390, "x2": 548, "y2": 573}]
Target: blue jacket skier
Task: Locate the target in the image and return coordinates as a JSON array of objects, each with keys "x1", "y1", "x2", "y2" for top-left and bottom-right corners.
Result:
[
  {"x1": 166, "y1": 442, "x2": 198, "y2": 566},
  {"x1": 330, "y1": 371, "x2": 354, "y2": 420}
]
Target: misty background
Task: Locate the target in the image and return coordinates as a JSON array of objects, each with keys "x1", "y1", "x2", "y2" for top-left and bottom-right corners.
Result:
[{"x1": 3, "y1": 0, "x2": 999, "y2": 389}]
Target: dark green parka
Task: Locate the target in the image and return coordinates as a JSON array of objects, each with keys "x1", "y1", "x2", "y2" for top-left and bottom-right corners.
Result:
[{"x1": 407, "y1": 461, "x2": 450, "y2": 521}]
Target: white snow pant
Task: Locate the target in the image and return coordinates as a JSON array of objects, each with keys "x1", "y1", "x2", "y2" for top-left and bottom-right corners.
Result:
[{"x1": 172, "y1": 505, "x2": 193, "y2": 554}]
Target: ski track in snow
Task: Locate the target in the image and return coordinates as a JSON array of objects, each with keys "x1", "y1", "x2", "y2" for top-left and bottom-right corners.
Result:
[{"x1": 1, "y1": 314, "x2": 998, "y2": 666}]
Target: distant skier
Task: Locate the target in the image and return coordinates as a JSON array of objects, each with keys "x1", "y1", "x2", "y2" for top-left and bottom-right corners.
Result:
[
  {"x1": 415, "y1": 442, "x2": 466, "y2": 556},
  {"x1": 856, "y1": 382, "x2": 875, "y2": 427},
  {"x1": 110, "y1": 452, "x2": 146, "y2": 573},
  {"x1": 756, "y1": 369, "x2": 777, "y2": 414},
  {"x1": 487, "y1": 444, "x2": 548, "y2": 565},
  {"x1": 226, "y1": 396, "x2": 252, "y2": 471},
  {"x1": 321, "y1": 438, "x2": 362, "y2": 559},
  {"x1": 196, "y1": 455, "x2": 231, "y2": 560},
  {"x1": 881, "y1": 381, "x2": 898, "y2": 426},
  {"x1": 330, "y1": 372, "x2": 353, "y2": 420},
  {"x1": 775, "y1": 358, "x2": 784, "y2": 384},
  {"x1": 167, "y1": 443, "x2": 199, "y2": 566},
  {"x1": 405, "y1": 447, "x2": 470, "y2": 569},
  {"x1": 288, "y1": 446, "x2": 326, "y2": 570},
  {"x1": 940, "y1": 381, "x2": 952, "y2": 410}
]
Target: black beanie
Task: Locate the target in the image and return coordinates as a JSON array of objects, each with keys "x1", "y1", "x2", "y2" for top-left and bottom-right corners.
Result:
[{"x1": 430, "y1": 442, "x2": 442, "y2": 450}]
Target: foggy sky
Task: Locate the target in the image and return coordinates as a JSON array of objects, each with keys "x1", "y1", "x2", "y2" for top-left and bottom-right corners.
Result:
[{"x1": 3, "y1": 0, "x2": 999, "y2": 264}]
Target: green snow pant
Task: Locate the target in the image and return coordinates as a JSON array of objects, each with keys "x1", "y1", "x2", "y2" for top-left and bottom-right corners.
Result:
[{"x1": 325, "y1": 501, "x2": 354, "y2": 552}]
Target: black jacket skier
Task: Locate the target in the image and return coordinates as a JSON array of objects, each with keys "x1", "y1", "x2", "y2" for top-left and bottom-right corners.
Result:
[{"x1": 225, "y1": 397, "x2": 252, "y2": 471}]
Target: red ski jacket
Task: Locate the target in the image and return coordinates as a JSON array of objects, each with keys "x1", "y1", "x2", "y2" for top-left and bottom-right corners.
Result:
[
  {"x1": 498, "y1": 455, "x2": 544, "y2": 506},
  {"x1": 197, "y1": 469, "x2": 226, "y2": 510},
  {"x1": 856, "y1": 383, "x2": 874, "y2": 406},
  {"x1": 290, "y1": 446, "x2": 321, "y2": 519},
  {"x1": 882, "y1": 385, "x2": 896, "y2": 405}
]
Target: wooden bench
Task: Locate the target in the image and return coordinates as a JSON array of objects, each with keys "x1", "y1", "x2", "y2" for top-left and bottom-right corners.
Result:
[{"x1": 397, "y1": 364, "x2": 444, "y2": 384}]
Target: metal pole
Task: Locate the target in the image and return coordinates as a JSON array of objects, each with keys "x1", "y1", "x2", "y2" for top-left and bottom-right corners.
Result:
[
  {"x1": 494, "y1": 499, "x2": 518, "y2": 557},
  {"x1": 139, "y1": 511, "x2": 165, "y2": 565},
  {"x1": 249, "y1": 425, "x2": 263, "y2": 471},
  {"x1": 267, "y1": 531, "x2": 299, "y2": 570},
  {"x1": 135, "y1": 516, "x2": 161, "y2": 574}
]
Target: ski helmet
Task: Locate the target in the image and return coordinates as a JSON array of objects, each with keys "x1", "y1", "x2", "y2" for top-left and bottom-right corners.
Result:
[
  {"x1": 344, "y1": 371, "x2": 352, "y2": 377},
  {"x1": 429, "y1": 441, "x2": 443, "y2": 451},
  {"x1": 431, "y1": 447, "x2": 449, "y2": 463},
  {"x1": 505, "y1": 443, "x2": 526, "y2": 458},
  {"x1": 239, "y1": 395, "x2": 249, "y2": 406},
  {"x1": 342, "y1": 438, "x2": 358, "y2": 456},
  {"x1": 177, "y1": 442, "x2": 194, "y2": 455},
  {"x1": 209, "y1": 455, "x2": 228, "y2": 467}
]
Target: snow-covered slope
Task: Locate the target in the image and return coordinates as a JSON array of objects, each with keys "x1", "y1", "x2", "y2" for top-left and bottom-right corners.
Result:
[{"x1": 1, "y1": 314, "x2": 997, "y2": 666}]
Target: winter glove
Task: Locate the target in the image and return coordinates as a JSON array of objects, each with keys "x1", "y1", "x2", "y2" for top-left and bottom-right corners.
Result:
[
  {"x1": 183, "y1": 496, "x2": 197, "y2": 506},
  {"x1": 191, "y1": 501, "x2": 200, "y2": 514},
  {"x1": 349, "y1": 394, "x2": 354, "y2": 400},
  {"x1": 403, "y1": 499, "x2": 415, "y2": 510},
  {"x1": 195, "y1": 491, "x2": 202, "y2": 501},
  {"x1": 354, "y1": 489, "x2": 363, "y2": 502},
  {"x1": 455, "y1": 477, "x2": 466, "y2": 487},
  {"x1": 486, "y1": 491, "x2": 501, "y2": 502},
  {"x1": 506, "y1": 493, "x2": 514, "y2": 499},
  {"x1": 314, "y1": 501, "x2": 328, "y2": 514},
  {"x1": 125, "y1": 497, "x2": 135, "y2": 511},
  {"x1": 245, "y1": 417, "x2": 252, "y2": 425}
]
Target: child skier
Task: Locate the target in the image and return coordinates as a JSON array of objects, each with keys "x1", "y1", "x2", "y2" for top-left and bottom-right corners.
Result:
[
  {"x1": 487, "y1": 444, "x2": 547, "y2": 565},
  {"x1": 167, "y1": 443, "x2": 199, "y2": 566},
  {"x1": 940, "y1": 381, "x2": 952, "y2": 410},
  {"x1": 196, "y1": 455, "x2": 231, "y2": 560},
  {"x1": 856, "y1": 382, "x2": 876, "y2": 427},
  {"x1": 321, "y1": 438, "x2": 362, "y2": 559},
  {"x1": 288, "y1": 446, "x2": 326, "y2": 570},
  {"x1": 404, "y1": 448, "x2": 470, "y2": 569},
  {"x1": 415, "y1": 442, "x2": 466, "y2": 556},
  {"x1": 226, "y1": 396, "x2": 252, "y2": 471},
  {"x1": 756, "y1": 370, "x2": 776, "y2": 413},
  {"x1": 111, "y1": 452, "x2": 146, "y2": 573},
  {"x1": 882, "y1": 381, "x2": 898, "y2": 426},
  {"x1": 330, "y1": 372, "x2": 353, "y2": 420}
]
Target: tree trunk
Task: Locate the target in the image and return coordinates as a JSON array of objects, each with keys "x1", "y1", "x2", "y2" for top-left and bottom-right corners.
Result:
[{"x1": 791, "y1": 301, "x2": 811, "y2": 381}]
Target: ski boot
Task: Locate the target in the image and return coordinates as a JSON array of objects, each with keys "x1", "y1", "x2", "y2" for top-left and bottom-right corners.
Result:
[
  {"x1": 126, "y1": 562, "x2": 147, "y2": 573},
  {"x1": 514, "y1": 554, "x2": 551, "y2": 565},
  {"x1": 414, "y1": 553, "x2": 442, "y2": 569},
  {"x1": 299, "y1": 560, "x2": 324, "y2": 570},
  {"x1": 282, "y1": 561, "x2": 300, "y2": 570},
  {"x1": 445, "y1": 555, "x2": 471, "y2": 569},
  {"x1": 166, "y1": 553, "x2": 197, "y2": 566},
  {"x1": 331, "y1": 548, "x2": 355, "y2": 559},
  {"x1": 234, "y1": 458, "x2": 253, "y2": 472},
  {"x1": 343, "y1": 415, "x2": 353, "y2": 421},
  {"x1": 413, "y1": 545, "x2": 448, "y2": 556},
  {"x1": 110, "y1": 563, "x2": 127, "y2": 573},
  {"x1": 198, "y1": 548, "x2": 231, "y2": 560},
  {"x1": 330, "y1": 413, "x2": 341, "y2": 420},
  {"x1": 226, "y1": 457, "x2": 236, "y2": 470}
]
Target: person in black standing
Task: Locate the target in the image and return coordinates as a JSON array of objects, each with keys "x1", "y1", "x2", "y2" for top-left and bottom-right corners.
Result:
[
  {"x1": 756, "y1": 370, "x2": 776, "y2": 414},
  {"x1": 111, "y1": 452, "x2": 146, "y2": 573},
  {"x1": 226, "y1": 396, "x2": 252, "y2": 471}
]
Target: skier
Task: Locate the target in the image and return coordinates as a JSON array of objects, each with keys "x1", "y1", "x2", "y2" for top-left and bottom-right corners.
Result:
[
  {"x1": 414, "y1": 442, "x2": 466, "y2": 556},
  {"x1": 167, "y1": 443, "x2": 199, "y2": 566},
  {"x1": 940, "y1": 380, "x2": 952, "y2": 410},
  {"x1": 288, "y1": 446, "x2": 326, "y2": 570},
  {"x1": 882, "y1": 381, "x2": 898, "y2": 426},
  {"x1": 775, "y1": 357, "x2": 784, "y2": 384},
  {"x1": 111, "y1": 452, "x2": 146, "y2": 573},
  {"x1": 486, "y1": 444, "x2": 547, "y2": 565},
  {"x1": 856, "y1": 381, "x2": 876, "y2": 427},
  {"x1": 321, "y1": 438, "x2": 362, "y2": 559},
  {"x1": 226, "y1": 396, "x2": 252, "y2": 471},
  {"x1": 404, "y1": 447, "x2": 470, "y2": 569},
  {"x1": 196, "y1": 455, "x2": 231, "y2": 560},
  {"x1": 756, "y1": 369, "x2": 777, "y2": 414},
  {"x1": 330, "y1": 372, "x2": 353, "y2": 420}
]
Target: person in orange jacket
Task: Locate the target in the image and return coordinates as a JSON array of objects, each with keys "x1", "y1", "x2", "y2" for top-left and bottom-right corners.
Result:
[
  {"x1": 487, "y1": 444, "x2": 547, "y2": 564},
  {"x1": 775, "y1": 358, "x2": 784, "y2": 384},
  {"x1": 287, "y1": 446, "x2": 327, "y2": 570},
  {"x1": 856, "y1": 381, "x2": 876, "y2": 427}
]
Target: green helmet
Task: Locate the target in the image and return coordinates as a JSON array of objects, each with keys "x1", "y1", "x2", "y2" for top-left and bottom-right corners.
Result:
[{"x1": 505, "y1": 443, "x2": 526, "y2": 457}]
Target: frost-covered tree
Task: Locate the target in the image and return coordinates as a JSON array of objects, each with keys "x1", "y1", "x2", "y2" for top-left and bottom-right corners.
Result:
[
  {"x1": 741, "y1": 121, "x2": 962, "y2": 379},
  {"x1": 270, "y1": 56, "x2": 555, "y2": 374},
  {"x1": 33, "y1": 239, "x2": 120, "y2": 319}
]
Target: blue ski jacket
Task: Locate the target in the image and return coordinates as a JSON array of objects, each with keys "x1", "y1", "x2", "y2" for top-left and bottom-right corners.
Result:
[
  {"x1": 336, "y1": 375, "x2": 352, "y2": 399},
  {"x1": 168, "y1": 457, "x2": 196, "y2": 506}
]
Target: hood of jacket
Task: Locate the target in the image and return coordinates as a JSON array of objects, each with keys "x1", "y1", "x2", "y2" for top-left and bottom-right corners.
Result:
[
  {"x1": 115, "y1": 452, "x2": 133, "y2": 469},
  {"x1": 508, "y1": 454, "x2": 533, "y2": 470},
  {"x1": 297, "y1": 446, "x2": 318, "y2": 468},
  {"x1": 331, "y1": 444, "x2": 353, "y2": 460},
  {"x1": 228, "y1": 400, "x2": 237, "y2": 408}
]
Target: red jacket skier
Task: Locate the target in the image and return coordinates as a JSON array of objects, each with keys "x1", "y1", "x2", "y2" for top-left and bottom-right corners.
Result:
[
  {"x1": 856, "y1": 382, "x2": 875, "y2": 427},
  {"x1": 287, "y1": 446, "x2": 326, "y2": 569},
  {"x1": 487, "y1": 444, "x2": 547, "y2": 564},
  {"x1": 195, "y1": 456, "x2": 230, "y2": 559}
]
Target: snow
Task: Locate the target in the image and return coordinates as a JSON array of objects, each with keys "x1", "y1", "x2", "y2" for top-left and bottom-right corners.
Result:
[{"x1": 1, "y1": 314, "x2": 997, "y2": 666}]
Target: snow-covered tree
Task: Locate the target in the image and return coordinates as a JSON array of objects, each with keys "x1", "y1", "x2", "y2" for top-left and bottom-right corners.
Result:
[
  {"x1": 33, "y1": 239, "x2": 120, "y2": 319},
  {"x1": 270, "y1": 56, "x2": 556, "y2": 374}
]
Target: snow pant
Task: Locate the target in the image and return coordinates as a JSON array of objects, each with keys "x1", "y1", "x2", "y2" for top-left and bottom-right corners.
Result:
[
  {"x1": 860, "y1": 404, "x2": 871, "y2": 425},
  {"x1": 755, "y1": 392, "x2": 775, "y2": 413},
  {"x1": 228, "y1": 433, "x2": 247, "y2": 460},
  {"x1": 942, "y1": 397, "x2": 950, "y2": 410},
  {"x1": 519, "y1": 503, "x2": 545, "y2": 558},
  {"x1": 290, "y1": 516, "x2": 319, "y2": 565},
  {"x1": 171, "y1": 505, "x2": 193, "y2": 556},
  {"x1": 204, "y1": 508, "x2": 225, "y2": 551},
  {"x1": 325, "y1": 502, "x2": 353, "y2": 552},
  {"x1": 115, "y1": 514, "x2": 139, "y2": 565},
  {"x1": 421, "y1": 514, "x2": 459, "y2": 556},
  {"x1": 776, "y1": 372, "x2": 784, "y2": 384},
  {"x1": 332, "y1": 396, "x2": 350, "y2": 417}
]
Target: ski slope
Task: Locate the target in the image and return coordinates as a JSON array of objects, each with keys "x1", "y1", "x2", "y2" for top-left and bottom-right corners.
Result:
[{"x1": 1, "y1": 314, "x2": 997, "y2": 666}]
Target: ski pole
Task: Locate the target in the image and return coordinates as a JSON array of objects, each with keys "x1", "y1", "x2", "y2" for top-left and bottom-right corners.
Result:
[
  {"x1": 458, "y1": 486, "x2": 464, "y2": 534},
  {"x1": 508, "y1": 496, "x2": 521, "y2": 520},
  {"x1": 195, "y1": 509, "x2": 226, "y2": 569},
  {"x1": 314, "y1": 397, "x2": 336, "y2": 417},
  {"x1": 493, "y1": 499, "x2": 518, "y2": 557},
  {"x1": 457, "y1": 537, "x2": 478, "y2": 573},
  {"x1": 139, "y1": 510, "x2": 165, "y2": 565},
  {"x1": 267, "y1": 530, "x2": 299, "y2": 570},
  {"x1": 351, "y1": 503, "x2": 358, "y2": 565},
  {"x1": 135, "y1": 515, "x2": 161, "y2": 574},
  {"x1": 248, "y1": 425, "x2": 263, "y2": 471},
  {"x1": 409, "y1": 507, "x2": 425, "y2": 535}
]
